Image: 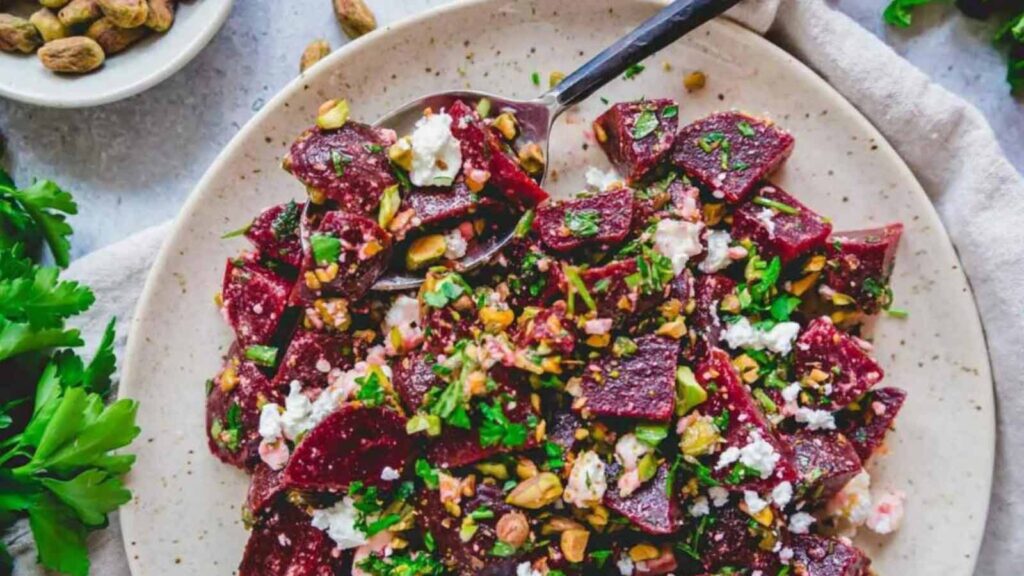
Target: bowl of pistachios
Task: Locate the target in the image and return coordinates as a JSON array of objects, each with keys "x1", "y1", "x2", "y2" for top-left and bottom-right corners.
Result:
[{"x1": 0, "y1": 0, "x2": 233, "y2": 107}]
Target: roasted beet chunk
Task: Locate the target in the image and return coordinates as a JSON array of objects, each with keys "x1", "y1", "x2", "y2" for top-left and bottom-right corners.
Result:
[
  {"x1": 785, "y1": 430, "x2": 862, "y2": 505},
  {"x1": 684, "y1": 274, "x2": 736, "y2": 361},
  {"x1": 244, "y1": 201, "x2": 305, "y2": 268},
  {"x1": 207, "y1": 354, "x2": 282, "y2": 469},
  {"x1": 578, "y1": 335, "x2": 678, "y2": 421},
  {"x1": 246, "y1": 463, "x2": 286, "y2": 519},
  {"x1": 402, "y1": 179, "x2": 480, "y2": 232},
  {"x1": 296, "y1": 211, "x2": 392, "y2": 302},
  {"x1": 238, "y1": 501, "x2": 344, "y2": 576},
  {"x1": 284, "y1": 122, "x2": 397, "y2": 214},
  {"x1": 594, "y1": 99, "x2": 679, "y2": 183},
  {"x1": 427, "y1": 369, "x2": 539, "y2": 468},
  {"x1": 824, "y1": 223, "x2": 903, "y2": 314},
  {"x1": 789, "y1": 534, "x2": 871, "y2": 576},
  {"x1": 422, "y1": 305, "x2": 477, "y2": 355},
  {"x1": 221, "y1": 254, "x2": 292, "y2": 347},
  {"x1": 271, "y1": 329, "x2": 359, "y2": 391},
  {"x1": 732, "y1": 184, "x2": 832, "y2": 263},
  {"x1": 794, "y1": 317, "x2": 884, "y2": 409},
  {"x1": 603, "y1": 462, "x2": 681, "y2": 534},
  {"x1": 697, "y1": 503, "x2": 781, "y2": 572},
  {"x1": 546, "y1": 410, "x2": 585, "y2": 453},
  {"x1": 486, "y1": 133, "x2": 549, "y2": 209},
  {"x1": 837, "y1": 387, "x2": 907, "y2": 461},
  {"x1": 697, "y1": 348, "x2": 798, "y2": 490},
  {"x1": 671, "y1": 112, "x2": 794, "y2": 204},
  {"x1": 503, "y1": 240, "x2": 563, "y2": 309},
  {"x1": 580, "y1": 258, "x2": 661, "y2": 329},
  {"x1": 418, "y1": 483, "x2": 531, "y2": 575},
  {"x1": 447, "y1": 99, "x2": 493, "y2": 177},
  {"x1": 283, "y1": 406, "x2": 411, "y2": 492},
  {"x1": 392, "y1": 351, "x2": 443, "y2": 412},
  {"x1": 514, "y1": 301, "x2": 576, "y2": 355},
  {"x1": 534, "y1": 188, "x2": 634, "y2": 253}
]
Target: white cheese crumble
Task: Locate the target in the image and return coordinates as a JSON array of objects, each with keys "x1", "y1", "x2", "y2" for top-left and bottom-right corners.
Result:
[
  {"x1": 781, "y1": 382, "x2": 803, "y2": 404},
  {"x1": 258, "y1": 403, "x2": 284, "y2": 440},
  {"x1": 866, "y1": 490, "x2": 906, "y2": 534},
  {"x1": 652, "y1": 218, "x2": 705, "y2": 275},
  {"x1": 616, "y1": 556, "x2": 635, "y2": 576},
  {"x1": 699, "y1": 230, "x2": 733, "y2": 273},
  {"x1": 771, "y1": 481, "x2": 793, "y2": 509},
  {"x1": 715, "y1": 432, "x2": 781, "y2": 480},
  {"x1": 827, "y1": 470, "x2": 873, "y2": 526},
  {"x1": 709, "y1": 486, "x2": 730, "y2": 507},
  {"x1": 380, "y1": 466, "x2": 401, "y2": 481},
  {"x1": 755, "y1": 208, "x2": 777, "y2": 235},
  {"x1": 310, "y1": 497, "x2": 368, "y2": 549},
  {"x1": 383, "y1": 295, "x2": 423, "y2": 344},
  {"x1": 788, "y1": 511, "x2": 816, "y2": 534},
  {"x1": 721, "y1": 317, "x2": 801, "y2": 355},
  {"x1": 689, "y1": 496, "x2": 710, "y2": 517},
  {"x1": 563, "y1": 450, "x2": 607, "y2": 508},
  {"x1": 516, "y1": 562, "x2": 542, "y2": 576},
  {"x1": 744, "y1": 490, "x2": 769, "y2": 514},
  {"x1": 409, "y1": 113, "x2": 462, "y2": 187},
  {"x1": 795, "y1": 407, "x2": 837, "y2": 431},
  {"x1": 444, "y1": 229, "x2": 468, "y2": 260},
  {"x1": 584, "y1": 166, "x2": 624, "y2": 192},
  {"x1": 614, "y1": 434, "x2": 650, "y2": 471}
]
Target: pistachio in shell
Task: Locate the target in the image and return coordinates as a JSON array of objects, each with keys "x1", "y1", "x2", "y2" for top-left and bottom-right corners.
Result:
[
  {"x1": 86, "y1": 17, "x2": 147, "y2": 54},
  {"x1": 0, "y1": 14, "x2": 43, "y2": 54},
  {"x1": 39, "y1": 0, "x2": 72, "y2": 9},
  {"x1": 58, "y1": 0, "x2": 103, "y2": 28},
  {"x1": 30, "y1": 8, "x2": 68, "y2": 44},
  {"x1": 332, "y1": 0, "x2": 376, "y2": 39},
  {"x1": 97, "y1": 0, "x2": 148, "y2": 28},
  {"x1": 38, "y1": 35, "x2": 105, "y2": 73},
  {"x1": 144, "y1": 0, "x2": 174, "y2": 32},
  {"x1": 299, "y1": 38, "x2": 330, "y2": 73}
]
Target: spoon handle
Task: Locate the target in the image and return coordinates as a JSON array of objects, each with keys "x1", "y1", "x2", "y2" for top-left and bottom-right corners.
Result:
[{"x1": 547, "y1": 0, "x2": 742, "y2": 110}]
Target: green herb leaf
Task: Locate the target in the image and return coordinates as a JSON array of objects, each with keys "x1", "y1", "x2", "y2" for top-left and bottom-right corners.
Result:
[
  {"x1": 736, "y1": 120, "x2": 756, "y2": 138},
  {"x1": 623, "y1": 63, "x2": 646, "y2": 80},
  {"x1": 271, "y1": 200, "x2": 301, "y2": 238},
  {"x1": 752, "y1": 196, "x2": 799, "y2": 215},
  {"x1": 28, "y1": 493, "x2": 90, "y2": 576},
  {"x1": 490, "y1": 541, "x2": 518, "y2": 557},
  {"x1": 514, "y1": 209, "x2": 535, "y2": 238},
  {"x1": 244, "y1": 345, "x2": 278, "y2": 367},
  {"x1": 662, "y1": 104, "x2": 679, "y2": 119},
  {"x1": 355, "y1": 370, "x2": 387, "y2": 408},
  {"x1": 564, "y1": 209, "x2": 601, "y2": 238},
  {"x1": 310, "y1": 233, "x2": 341, "y2": 266},
  {"x1": 2, "y1": 180, "x2": 78, "y2": 267},
  {"x1": 883, "y1": 0, "x2": 938, "y2": 28},
  {"x1": 39, "y1": 469, "x2": 131, "y2": 527},
  {"x1": 632, "y1": 109, "x2": 660, "y2": 140},
  {"x1": 478, "y1": 400, "x2": 527, "y2": 448},
  {"x1": 415, "y1": 458, "x2": 440, "y2": 488},
  {"x1": 635, "y1": 423, "x2": 669, "y2": 447},
  {"x1": 544, "y1": 441, "x2": 565, "y2": 470}
]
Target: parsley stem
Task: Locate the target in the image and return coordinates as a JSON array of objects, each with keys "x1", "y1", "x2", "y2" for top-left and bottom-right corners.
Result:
[{"x1": 752, "y1": 196, "x2": 799, "y2": 215}]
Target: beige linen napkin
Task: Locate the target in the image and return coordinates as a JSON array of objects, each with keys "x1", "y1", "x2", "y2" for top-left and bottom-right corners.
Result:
[{"x1": 8, "y1": 0, "x2": 1023, "y2": 574}]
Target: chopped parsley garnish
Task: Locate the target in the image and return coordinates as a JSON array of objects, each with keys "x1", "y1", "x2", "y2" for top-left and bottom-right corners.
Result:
[
  {"x1": 698, "y1": 131, "x2": 728, "y2": 153},
  {"x1": 635, "y1": 423, "x2": 669, "y2": 446},
  {"x1": 363, "y1": 143, "x2": 384, "y2": 154},
  {"x1": 243, "y1": 345, "x2": 278, "y2": 367},
  {"x1": 769, "y1": 294, "x2": 801, "y2": 322},
  {"x1": 355, "y1": 370, "x2": 386, "y2": 408},
  {"x1": 623, "y1": 63, "x2": 646, "y2": 79},
  {"x1": 736, "y1": 120, "x2": 756, "y2": 138},
  {"x1": 631, "y1": 109, "x2": 660, "y2": 140},
  {"x1": 626, "y1": 246, "x2": 674, "y2": 296},
  {"x1": 562, "y1": 265, "x2": 596, "y2": 314},
  {"x1": 544, "y1": 441, "x2": 565, "y2": 470},
  {"x1": 310, "y1": 233, "x2": 341, "y2": 266},
  {"x1": 752, "y1": 196, "x2": 799, "y2": 215},
  {"x1": 564, "y1": 208, "x2": 601, "y2": 237},
  {"x1": 478, "y1": 400, "x2": 527, "y2": 448},
  {"x1": 415, "y1": 458, "x2": 440, "y2": 488},
  {"x1": 531, "y1": 71, "x2": 541, "y2": 86},
  {"x1": 590, "y1": 549, "x2": 613, "y2": 567},
  {"x1": 725, "y1": 462, "x2": 762, "y2": 485},
  {"x1": 330, "y1": 149, "x2": 351, "y2": 177},
  {"x1": 712, "y1": 408, "x2": 731, "y2": 432},
  {"x1": 427, "y1": 380, "x2": 471, "y2": 430},
  {"x1": 490, "y1": 541, "x2": 518, "y2": 557},
  {"x1": 662, "y1": 104, "x2": 679, "y2": 118},
  {"x1": 271, "y1": 200, "x2": 300, "y2": 238},
  {"x1": 423, "y1": 273, "x2": 469, "y2": 308},
  {"x1": 358, "y1": 551, "x2": 444, "y2": 576},
  {"x1": 212, "y1": 402, "x2": 243, "y2": 452},
  {"x1": 886, "y1": 307, "x2": 910, "y2": 318}
]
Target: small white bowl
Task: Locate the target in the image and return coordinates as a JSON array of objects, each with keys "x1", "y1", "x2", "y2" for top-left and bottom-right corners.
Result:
[{"x1": 0, "y1": 0, "x2": 233, "y2": 108}]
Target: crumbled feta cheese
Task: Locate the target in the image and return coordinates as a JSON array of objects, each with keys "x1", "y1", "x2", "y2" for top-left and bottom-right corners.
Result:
[
  {"x1": 721, "y1": 317, "x2": 801, "y2": 355},
  {"x1": 828, "y1": 470, "x2": 873, "y2": 526},
  {"x1": 614, "y1": 434, "x2": 650, "y2": 471},
  {"x1": 584, "y1": 318, "x2": 613, "y2": 335},
  {"x1": 720, "y1": 432, "x2": 781, "y2": 480},
  {"x1": 516, "y1": 562, "x2": 542, "y2": 576},
  {"x1": 778, "y1": 547, "x2": 794, "y2": 562},
  {"x1": 744, "y1": 490, "x2": 769, "y2": 514},
  {"x1": 409, "y1": 113, "x2": 462, "y2": 187},
  {"x1": 699, "y1": 230, "x2": 733, "y2": 273},
  {"x1": 564, "y1": 450, "x2": 607, "y2": 508},
  {"x1": 771, "y1": 481, "x2": 793, "y2": 509},
  {"x1": 715, "y1": 446, "x2": 741, "y2": 471},
  {"x1": 709, "y1": 486, "x2": 730, "y2": 507},
  {"x1": 280, "y1": 381, "x2": 314, "y2": 440},
  {"x1": 788, "y1": 512, "x2": 816, "y2": 534},
  {"x1": 616, "y1": 556, "x2": 635, "y2": 576},
  {"x1": 444, "y1": 229, "x2": 468, "y2": 260},
  {"x1": 689, "y1": 496, "x2": 710, "y2": 517},
  {"x1": 756, "y1": 208, "x2": 777, "y2": 235},
  {"x1": 781, "y1": 382, "x2": 803, "y2": 404},
  {"x1": 380, "y1": 466, "x2": 401, "y2": 481},
  {"x1": 866, "y1": 490, "x2": 906, "y2": 534},
  {"x1": 258, "y1": 403, "x2": 284, "y2": 440},
  {"x1": 653, "y1": 218, "x2": 705, "y2": 275},
  {"x1": 584, "y1": 166, "x2": 623, "y2": 192},
  {"x1": 311, "y1": 498, "x2": 368, "y2": 549},
  {"x1": 795, "y1": 407, "x2": 837, "y2": 431},
  {"x1": 315, "y1": 358, "x2": 332, "y2": 373}
]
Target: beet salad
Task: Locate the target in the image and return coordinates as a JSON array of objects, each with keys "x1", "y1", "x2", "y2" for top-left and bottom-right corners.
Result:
[{"x1": 207, "y1": 94, "x2": 908, "y2": 576}]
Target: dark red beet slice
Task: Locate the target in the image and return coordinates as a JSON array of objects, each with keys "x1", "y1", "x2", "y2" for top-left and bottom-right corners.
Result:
[
  {"x1": 294, "y1": 210, "x2": 392, "y2": 303},
  {"x1": 794, "y1": 317, "x2": 884, "y2": 410},
  {"x1": 682, "y1": 274, "x2": 736, "y2": 362},
  {"x1": 732, "y1": 184, "x2": 832, "y2": 263},
  {"x1": 238, "y1": 501, "x2": 346, "y2": 576},
  {"x1": 603, "y1": 462, "x2": 682, "y2": 535},
  {"x1": 207, "y1": 354, "x2": 282, "y2": 470},
  {"x1": 514, "y1": 301, "x2": 576, "y2": 356},
  {"x1": 417, "y1": 483, "x2": 531, "y2": 575},
  {"x1": 403, "y1": 179, "x2": 480, "y2": 231},
  {"x1": 784, "y1": 430, "x2": 862, "y2": 506},
  {"x1": 447, "y1": 99, "x2": 493, "y2": 177},
  {"x1": 422, "y1": 305, "x2": 477, "y2": 355},
  {"x1": 534, "y1": 188, "x2": 634, "y2": 253},
  {"x1": 221, "y1": 254, "x2": 293, "y2": 347},
  {"x1": 485, "y1": 133, "x2": 549, "y2": 209},
  {"x1": 578, "y1": 334, "x2": 678, "y2": 421},
  {"x1": 284, "y1": 122, "x2": 397, "y2": 214},
  {"x1": 594, "y1": 99, "x2": 679, "y2": 183},
  {"x1": 671, "y1": 111, "x2": 795, "y2": 204},
  {"x1": 579, "y1": 258, "x2": 662, "y2": 329},
  {"x1": 697, "y1": 348, "x2": 798, "y2": 491},
  {"x1": 837, "y1": 387, "x2": 907, "y2": 461},
  {"x1": 502, "y1": 240, "x2": 564, "y2": 309},
  {"x1": 283, "y1": 406, "x2": 411, "y2": 492},
  {"x1": 546, "y1": 410, "x2": 585, "y2": 453},
  {"x1": 392, "y1": 351, "x2": 443, "y2": 413},
  {"x1": 788, "y1": 534, "x2": 871, "y2": 576},
  {"x1": 697, "y1": 503, "x2": 781, "y2": 572},
  {"x1": 246, "y1": 463, "x2": 286, "y2": 519},
  {"x1": 271, "y1": 329, "x2": 359, "y2": 391},
  {"x1": 824, "y1": 223, "x2": 903, "y2": 314},
  {"x1": 245, "y1": 201, "x2": 304, "y2": 268},
  {"x1": 427, "y1": 368, "x2": 539, "y2": 468}
]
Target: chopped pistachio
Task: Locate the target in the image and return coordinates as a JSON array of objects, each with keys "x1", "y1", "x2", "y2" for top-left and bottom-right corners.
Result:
[
  {"x1": 406, "y1": 234, "x2": 447, "y2": 270},
  {"x1": 316, "y1": 99, "x2": 350, "y2": 130}
]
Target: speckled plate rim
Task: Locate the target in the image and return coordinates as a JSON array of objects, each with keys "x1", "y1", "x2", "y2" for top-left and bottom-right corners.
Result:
[
  {"x1": 119, "y1": 0, "x2": 996, "y2": 572},
  {"x1": 0, "y1": 0, "x2": 234, "y2": 108}
]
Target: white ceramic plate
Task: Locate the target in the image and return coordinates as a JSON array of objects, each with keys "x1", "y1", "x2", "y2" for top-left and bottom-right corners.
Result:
[
  {"x1": 0, "y1": 0, "x2": 232, "y2": 108},
  {"x1": 119, "y1": 0, "x2": 995, "y2": 574}
]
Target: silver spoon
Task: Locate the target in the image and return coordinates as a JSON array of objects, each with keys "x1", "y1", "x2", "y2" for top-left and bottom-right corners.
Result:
[{"x1": 372, "y1": 0, "x2": 741, "y2": 291}]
